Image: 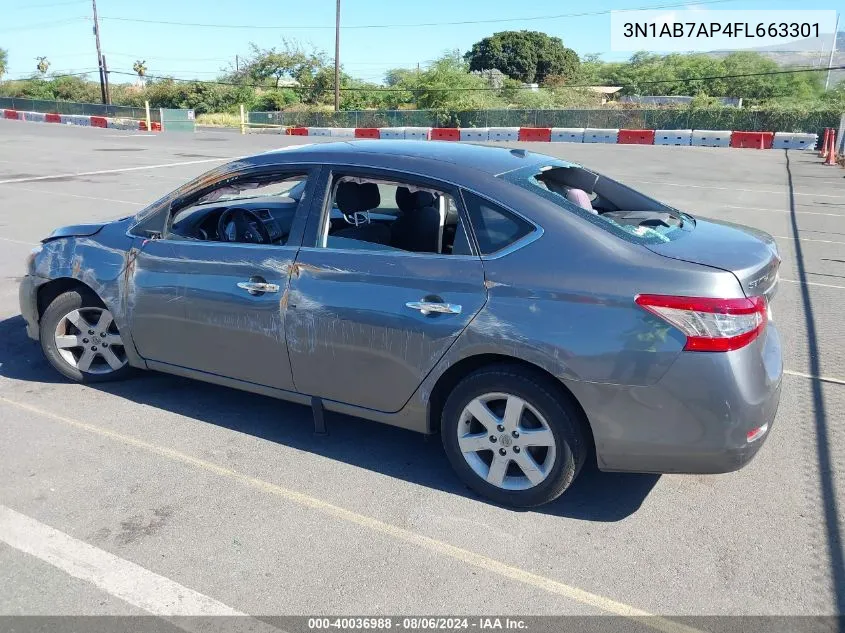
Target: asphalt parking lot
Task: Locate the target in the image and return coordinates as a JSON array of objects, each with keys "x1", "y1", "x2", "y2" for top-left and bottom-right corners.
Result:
[{"x1": 0, "y1": 120, "x2": 843, "y2": 624}]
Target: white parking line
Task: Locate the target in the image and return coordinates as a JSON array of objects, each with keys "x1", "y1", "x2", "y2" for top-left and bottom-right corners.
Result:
[
  {"x1": 720, "y1": 204, "x2": 845, "y2": 218},
  {"x1": 784, "y1": 370, "x2": 845, "y2": 386},
  {"x1": 780, "y1": 278, "x2": 845, "y2": 290},
  {"x1": 0, "y1": 505, "x2": 279, "y2": 631},
  {"x1": 772, "y1": 235, "x2": 845, "y2": 245},
  {"x1": 630, "y1": 180, "x2": 845, "y2": 199},
  {"x1": 0, "y1": 396, "x2": 702, "y2": 633},
  {"x1": 1, "y1": 185, "x2": 145, "y2": 206},
  {"x1": 0, "y1": 158, "x2": 231, "y2": 185},
  {"x1": 0, "y1": 236, "x2": 37, "y2": 246}
]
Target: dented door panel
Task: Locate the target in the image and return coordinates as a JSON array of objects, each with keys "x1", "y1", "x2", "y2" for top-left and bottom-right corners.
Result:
[
  {"x1": 286, "y1": 249, "x2": 487, "y2": 413},
  {"x1": 135, "y1": 240, "x2": 298, "y2": 390}
]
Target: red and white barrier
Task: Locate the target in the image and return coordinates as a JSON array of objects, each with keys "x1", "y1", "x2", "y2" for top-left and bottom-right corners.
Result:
[{"x1": 0, "y1": 109, "x2": 822, "y2": 150}]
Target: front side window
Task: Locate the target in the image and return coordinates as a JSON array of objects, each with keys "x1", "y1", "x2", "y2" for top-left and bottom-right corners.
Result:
[
  {"x1": 317, "y1": 174, "x2": 472, "y2": 256},
  {"x1": 167, "y1": 172, "x2": 309, "y2": 246}
]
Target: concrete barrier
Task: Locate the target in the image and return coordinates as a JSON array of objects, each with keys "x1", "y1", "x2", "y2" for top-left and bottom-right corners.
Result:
[
  {"x1": 730, "y1": 131, "x2": 774, "y2": 149},
  {"x1": 431, "y1": 128, "x2": 460, "y2": 141},
  {"x1": 23, "y1": 111, "x2": 46, "y2": 123},
  {"x1": 772, "y1": 132, "x2": 818, "y2": 150},
  {"x1": 691, "y1": 130, "x2": 732, "y2": 147},
  {"x1": 378, "y1": 127, "x2": 406, "y2": 139},
  {"x1": 550, "y1": 128, "x2": 585, "y2": 143},
  {"x1": 618, "y1": 129, "x2": 656, "y2": 145},
  {"x1": 583, "y1": 128, "x2": 619, "y2": 144},
  {"x1": 460, "y1": 128, "x2": 490, "y2": 142},
  {"x1": 355, "y1": 128, "x2": 380, "y2": 138},
  {"x1": 519, "y1": 128, "x2": 552, "y2": 142},
  {"x1": 654, "y1": 129, "x2": 692, "y2": 146},
  {"x1": 60, "y1": 114, "x2": 90, "y2": 127},
  {"x1": 488, "y1": 127, "x2": 520, "y2": 142},
  {"x1": 329, "y1": 127, "x2": 356, "y2": 138},
  {"x1": 404, "y1": 127, "x2": 432, "y2": 140},
  {"x1": 108, "y1": 118, "x2": 139, "y2": 130},
  {"x1": 307, "y1": 127, "x2": 333, "y2": 137}
]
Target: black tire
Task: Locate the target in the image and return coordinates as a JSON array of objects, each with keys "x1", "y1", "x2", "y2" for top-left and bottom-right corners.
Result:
[
  {"x1": 441, "y1": 365, "x2": 588, "y2": 507},
  {"x1": 40, "y1": 289, "x2": 134, "y2": 383}
]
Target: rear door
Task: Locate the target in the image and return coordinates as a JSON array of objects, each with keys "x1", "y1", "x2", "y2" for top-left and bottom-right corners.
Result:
[{"x1": 285, "y1": 167, "x2": 487, "y2": 413}]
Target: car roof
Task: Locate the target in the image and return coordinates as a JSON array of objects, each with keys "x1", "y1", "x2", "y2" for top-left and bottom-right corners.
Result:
[{"x1": 258, "y1": 140, "x2": 573, "y2": 176}]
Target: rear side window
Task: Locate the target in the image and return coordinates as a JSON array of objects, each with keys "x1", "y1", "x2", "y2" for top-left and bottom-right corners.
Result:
[{"x1": 462, "y1": 191, "x2": 533, "y2": 255}]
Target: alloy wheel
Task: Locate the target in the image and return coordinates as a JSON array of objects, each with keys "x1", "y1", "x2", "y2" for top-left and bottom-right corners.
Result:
[
  {"x1": 456, "y1": 392, "x2": 557, "y2": 491},
  {"x1": 54, "y1": 307, "x2": 127, "y2": 374}
]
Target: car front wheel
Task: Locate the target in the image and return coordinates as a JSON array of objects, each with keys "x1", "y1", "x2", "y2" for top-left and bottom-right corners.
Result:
[
  {"x1": 441, "y1": 365, "x2": 587, "y2": 507},
  {"x1": 40, "y1": 289, "x2": 133, "y2": 383}
]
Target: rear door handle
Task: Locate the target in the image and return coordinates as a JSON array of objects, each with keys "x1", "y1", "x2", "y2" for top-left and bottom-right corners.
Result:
[
  {"x1": 405, "y1": 301, "x2": 462, "y2": 315},
  {"x1": 237, "y1": 281, "x2": 280, "y2": 295}
]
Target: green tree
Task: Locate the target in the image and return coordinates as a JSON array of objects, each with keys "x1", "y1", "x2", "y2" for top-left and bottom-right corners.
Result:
[
  {"x1": 234, "y1": 41, "x2": 328, "y2": 92},
  {"x1": 36, "y1": 56, "x2": 49, "y2": 75},
  {"x1": 465, "y1": 31, "x2": 579, "y2": 84},
  {"x1": 0, "y1": 48, "x2": 7, "y2": 79},
  {"x1": 133, "y1": 60, "x2": 147, "y2": 80},
  {"x1": 391, "y1": 51, "x2": 500, "y2": 112}
]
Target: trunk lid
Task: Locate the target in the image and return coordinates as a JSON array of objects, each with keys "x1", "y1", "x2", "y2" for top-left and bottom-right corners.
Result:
[{"x1": 646, "y1": 217, "x2": 780, "y2": 300}]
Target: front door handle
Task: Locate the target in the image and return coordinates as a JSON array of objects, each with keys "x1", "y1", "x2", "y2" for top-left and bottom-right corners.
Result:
[
  {"x1": 405, "y1": 301, "x2": 462, "y2": 315},
  {"x1": 237, "y1": 280, "x2": 280, "y2": 295}
]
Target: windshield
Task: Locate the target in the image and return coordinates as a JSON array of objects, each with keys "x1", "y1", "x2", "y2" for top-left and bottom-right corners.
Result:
[
  {"x1": 501, "y1": 162, "x2": 691, "y2": 245},
  {"x1": 196, "y1": 177, "x2": 304, "y2": 205}
]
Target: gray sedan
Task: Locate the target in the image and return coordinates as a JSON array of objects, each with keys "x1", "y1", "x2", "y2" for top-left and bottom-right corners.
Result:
[{"x1": 19, "y1": 140, "x2": 782, "y2": 507}]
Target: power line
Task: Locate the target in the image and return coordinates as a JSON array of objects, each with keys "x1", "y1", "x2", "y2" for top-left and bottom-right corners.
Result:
[
  {"x1": 107, "y1": 64, "x2": 844, "y2": 92},
  {"x1": 7, "y1": 0, "x2": 87, "y2": 9},
  {"x1": 104, "y1": 51, "x2": 233, "y2": 63},
  {"x1": 99, "y1": 0, "x2": 739, "y2": 31},
  {"x1": 0, "y1": 17, "x2": 85, "y2": 33}
]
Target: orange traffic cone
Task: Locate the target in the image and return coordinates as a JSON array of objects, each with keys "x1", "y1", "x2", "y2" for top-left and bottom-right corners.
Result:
[
  {"x1": 825, "y1": 130, "x2": 837, "y2": 165},
  {"x1": 820, "y1": 128, "x2": 830, "y2": 157}
]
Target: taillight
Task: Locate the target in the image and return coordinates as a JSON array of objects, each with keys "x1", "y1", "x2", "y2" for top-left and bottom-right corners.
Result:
[{"x1": 635, "y1": 294, "x2": 767, "y2": 352}]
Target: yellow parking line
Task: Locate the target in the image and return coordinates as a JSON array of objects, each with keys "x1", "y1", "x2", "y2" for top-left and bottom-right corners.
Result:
[{"x1": 0, "y1": 395, "x2": 701, "y2": 633}]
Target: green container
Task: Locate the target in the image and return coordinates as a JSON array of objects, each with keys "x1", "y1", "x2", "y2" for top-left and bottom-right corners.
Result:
[{"x1": 159, "y1": 108, "x2": 196, "y2": 132}]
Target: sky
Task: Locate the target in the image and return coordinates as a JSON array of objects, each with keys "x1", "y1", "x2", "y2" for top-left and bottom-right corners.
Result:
[{"x1": 1, "y1": 0, "x2": 842, "y2": 84}]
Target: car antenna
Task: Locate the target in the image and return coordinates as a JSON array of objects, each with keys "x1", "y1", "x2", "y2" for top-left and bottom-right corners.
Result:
[{"x1": 510, "y1": 148, "x2": 527, "y2": 157}]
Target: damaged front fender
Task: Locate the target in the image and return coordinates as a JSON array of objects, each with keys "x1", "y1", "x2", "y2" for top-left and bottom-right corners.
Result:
[{"x1": 27, "y1": 218, "x2": 147, "y2": 368}]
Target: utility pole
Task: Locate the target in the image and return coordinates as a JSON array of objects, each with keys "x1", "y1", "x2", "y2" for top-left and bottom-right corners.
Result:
[
  {"x1": 825, "y1": 13, "x2": 840, "y2": 91},
  {"x1": 102, "y1": 54, "x2": 111, "y2": 105},
  {"x1": 334, "y1": 0, "x2": 341, "y2": 111},
  {"x1": 91, "y1": 0, "x2": 107, "y2": 104}
]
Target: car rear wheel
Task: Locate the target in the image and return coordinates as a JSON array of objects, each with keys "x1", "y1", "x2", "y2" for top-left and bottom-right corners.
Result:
[
  {"x1": 40, "y1": 289, "x2": 133, "y2": 383},
  {"x1": 441, "y1": 365, "x2": 587, "y2": 507}
]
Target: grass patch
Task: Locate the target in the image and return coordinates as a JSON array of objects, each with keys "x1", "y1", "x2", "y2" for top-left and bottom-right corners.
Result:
[{"x1": 196, "y1": 112, "x2": 241, "y2": 127}]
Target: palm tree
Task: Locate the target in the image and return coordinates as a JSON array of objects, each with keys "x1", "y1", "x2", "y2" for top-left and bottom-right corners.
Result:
[
  {"x1": 0, "y1": 48, "x2": 7, "y2": 79},
  {"x1": 36, "y1": 56, "x2": 49, "y2": 75},
  {"x1": 133, "y1": 59, "x2": 147, "y2": 86}
]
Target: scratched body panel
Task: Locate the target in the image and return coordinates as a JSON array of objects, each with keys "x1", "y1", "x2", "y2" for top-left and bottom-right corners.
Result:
[
  {"x1": 286, "y1": 249, "x2": 487, "y2": 413},
  {"x1": 18, "y1": 140, "x2": 783, "y2": 477}
]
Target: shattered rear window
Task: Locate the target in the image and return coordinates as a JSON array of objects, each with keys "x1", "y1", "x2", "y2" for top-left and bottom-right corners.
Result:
[{"x1": 501, "y1": 163, "x2": 690, "y2": 245}]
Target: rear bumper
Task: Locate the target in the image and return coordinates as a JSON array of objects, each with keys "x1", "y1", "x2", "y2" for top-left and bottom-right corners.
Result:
[
  {"x1": 19, "y1": 274, "x2": 44, "y2": 340},
  {"x1": 567, "y1": 322, "x2": 782, "y2": 474}
]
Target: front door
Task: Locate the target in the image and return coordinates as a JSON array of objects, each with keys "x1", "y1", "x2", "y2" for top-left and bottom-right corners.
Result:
[
  {"x1": 128, "y1": 165, "x2": 319, "y2": 391},
  {"x1": 132, "y1": 240, "x2": 298, "y2": 391}
]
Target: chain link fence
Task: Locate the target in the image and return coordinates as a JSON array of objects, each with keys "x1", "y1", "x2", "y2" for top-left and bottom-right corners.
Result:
[
  {"x1": 0, "y1": 97, "x2": 158, "y2": 122},
  {"x1": 248, "y1": 107, "x2": 842, "y2": 135}
]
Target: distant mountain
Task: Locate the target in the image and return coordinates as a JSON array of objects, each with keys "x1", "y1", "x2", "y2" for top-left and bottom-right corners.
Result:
[{"x1": 707, "y1": 31, "x2": 845, "y2": 86}]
